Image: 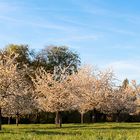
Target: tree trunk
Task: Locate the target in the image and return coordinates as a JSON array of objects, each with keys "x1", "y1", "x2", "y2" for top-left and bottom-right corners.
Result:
[
  {"x1": 36, "y1": 112, "x2": 40, "y2": 124},
  {"x1": 116, "y1": 113, "x2": 120, "y2": 122},
  {"x1": 8, "y1": 117, "x2": 11, "y2": 124},
  {"x1": 116, "y1": 111, "x2": 121, "y2": 122},
  {"x1": 80, "y1": 113, "x2": 84, "y2": 124},
  {"x1": 0, "y1": 108, "x2": 2, "y2": 130},
  {"x1": 55, "y1": 111, "x2": 62, "y2": 128},
  {"x1": 16, "y1": 114, "x2": 19, "y2": 126},
  {"x1": 91, "y1": 109, "x2": 96, "y2": 123}
]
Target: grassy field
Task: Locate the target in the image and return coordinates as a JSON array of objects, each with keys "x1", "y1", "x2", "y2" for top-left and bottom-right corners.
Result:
[{"x1": 0, "y1": 123, "x2": 140, "y2": 140}]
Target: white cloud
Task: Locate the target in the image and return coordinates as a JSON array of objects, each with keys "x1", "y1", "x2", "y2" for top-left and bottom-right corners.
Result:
[{"x1": 106, "y1": 60, "x2": 140, "y2": 83}]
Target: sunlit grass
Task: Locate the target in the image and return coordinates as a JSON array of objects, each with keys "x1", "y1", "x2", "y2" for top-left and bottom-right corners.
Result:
[{"x1": 0, "y1": 123, "x2": 140, "y2": 140}]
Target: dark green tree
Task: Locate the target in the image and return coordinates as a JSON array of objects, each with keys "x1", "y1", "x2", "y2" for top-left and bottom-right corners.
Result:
[
  {"x1": 33, "y1": 46, "x2": 80, "y2": 78},
  {"x1": 122, "y1": 78, "x2": 129, "y2": 89},
  {"x1": 1, "y1": 44, "x2": 33, "y2": 68}
]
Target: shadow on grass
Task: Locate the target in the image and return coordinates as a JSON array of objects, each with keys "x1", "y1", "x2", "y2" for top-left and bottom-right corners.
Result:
[
  {"x1": 58, "y1": 125, "x2": 87, "y2": 129},
  {"x1": 2, "y1": 123, "x2": 140, "y2": 135},
  {"x1": 15, "y1": 125, "x2": 87, "y2": 130},
  {"x1": 0, "y1": 129, "x2": 81, "y2": 136},
  {"x1": 111, "y1": 126, "x2": 140, "y2": 130},
  {"x1": 0, "y1": 126, "x2": 82, "y2": 136},
  {"x1": 83, "y1": 126, "x2": 140, "y2": 130},
  {"x1": 0, "y1": 131, "x2": 21, "y2": 134},
  {"x1": 28, "y1": 130, "x2": 81, "y2": 136}
]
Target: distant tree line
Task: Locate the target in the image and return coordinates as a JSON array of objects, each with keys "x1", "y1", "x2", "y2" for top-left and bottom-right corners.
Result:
[{"x1": 0, "y1": 44, "x2": 140, "y2": 130}]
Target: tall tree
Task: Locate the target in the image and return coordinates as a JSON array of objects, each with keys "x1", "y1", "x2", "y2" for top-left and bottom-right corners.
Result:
[
  {"x1": 68, "y1": 66, "x2": 115, "y2": 123},
  {"x1": 96, "y1": 81, "x2": 136, "y2": 122},
  {"x1": 0, "y1": 53, "x2": 28, "y2": 130},
  {"x1": 31, "y1": 68, "x2": 74, "y2": 128},
  {"x1": 32, "y1": 46, "x2": 80, "y2": 126}
]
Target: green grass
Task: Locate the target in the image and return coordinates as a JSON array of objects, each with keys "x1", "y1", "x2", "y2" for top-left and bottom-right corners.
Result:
[{"x1": 0, "y1": 123, "x2": 140, "y2": 140}]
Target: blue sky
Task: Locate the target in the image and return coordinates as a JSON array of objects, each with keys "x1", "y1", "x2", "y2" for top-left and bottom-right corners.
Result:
[{"x1": 0, "y1": 0, "x2": 140, "y2": 83}]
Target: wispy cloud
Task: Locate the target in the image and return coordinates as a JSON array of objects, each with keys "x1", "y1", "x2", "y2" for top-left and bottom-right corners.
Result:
[
  {"x1": 106, "y1": 28, "x2": 136, "y2": 36},
  {"x1": 46, "y1": 35, "x2": 98, "y2": 43},
  {"x1": 0, "y1": 2, "x2": 20, "y2": 13},
  {"x1": 0, "y1": 15, "x2": 73, "y2": 31},
  {"x1": 0, "y1": 2, "x2": 76, "y2": 31}
]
